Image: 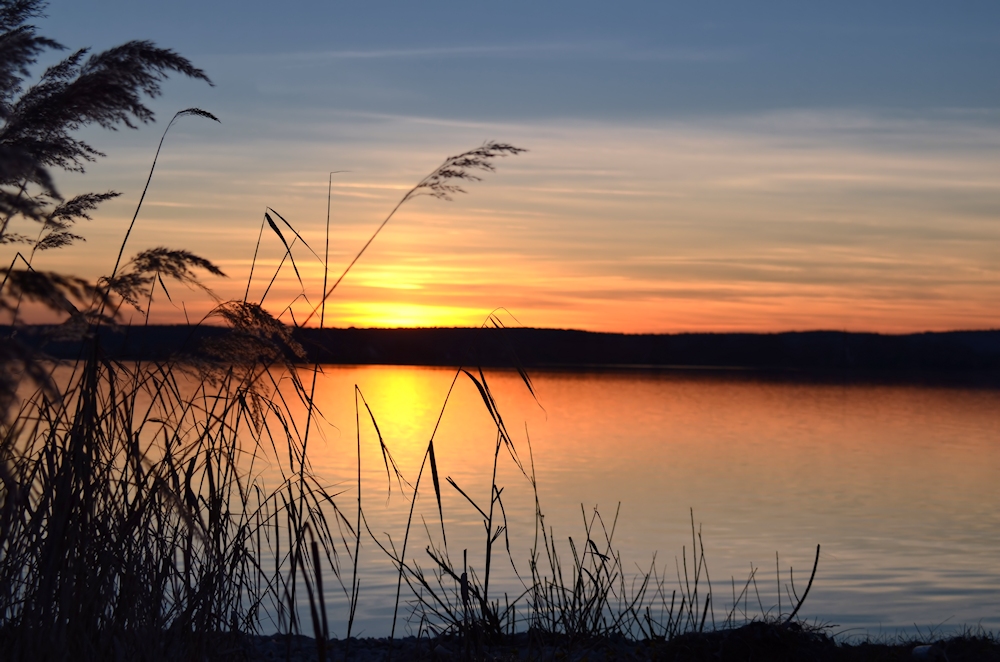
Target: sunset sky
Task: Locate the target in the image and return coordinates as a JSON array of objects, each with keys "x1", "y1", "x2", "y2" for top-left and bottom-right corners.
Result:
[{"x1": 15, "y1": 1, "x2": 1000, "y2": 332}]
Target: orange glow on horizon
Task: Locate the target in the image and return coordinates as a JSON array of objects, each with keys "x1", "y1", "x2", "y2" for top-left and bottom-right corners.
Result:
[
  {"x1": 8, "y1": 113, "x2": 1000, "y2": 335},
  {"x1": 327, "y1": 302, "x2": 494, "y2": 329}
]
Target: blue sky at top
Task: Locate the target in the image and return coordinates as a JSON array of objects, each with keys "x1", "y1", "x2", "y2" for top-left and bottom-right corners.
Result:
[{"x1": 42, "y1": 1, "x2": 1000, "y2": 118}]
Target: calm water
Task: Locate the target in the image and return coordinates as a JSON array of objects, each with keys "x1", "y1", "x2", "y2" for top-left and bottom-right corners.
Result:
[{"x1": 262, "y1": 365, "x2": 1000, "y2": 639}]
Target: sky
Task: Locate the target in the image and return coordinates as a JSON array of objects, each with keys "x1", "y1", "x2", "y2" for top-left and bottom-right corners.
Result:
[{"x1": 10, "y1": 1, "x2": 1000, "y2": 332}]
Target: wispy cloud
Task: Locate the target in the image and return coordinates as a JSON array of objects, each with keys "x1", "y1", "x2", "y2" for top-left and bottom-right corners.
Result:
[
  {"x1": 143, "y1": 201, "x2": 230, "y2": 209},
  {"x1": 34, "y1": 108, "x2": 1000, "y2": 332},
  {"x1": 219, "y1": 41, "x2": 741, "y2": 65}
]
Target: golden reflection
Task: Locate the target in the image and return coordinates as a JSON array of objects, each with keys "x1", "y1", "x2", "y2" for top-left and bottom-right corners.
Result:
[
  {"x1": 350, "y1": 367, "x2": 443, "y2": 454},
  {"x1": 254, "y1": 365, "x2": 1000, "y2": 635}
]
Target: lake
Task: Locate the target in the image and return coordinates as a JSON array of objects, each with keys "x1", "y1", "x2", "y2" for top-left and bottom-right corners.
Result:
[{"x1": 260, "y1": 365, "x2": 1000, "y2": 640}]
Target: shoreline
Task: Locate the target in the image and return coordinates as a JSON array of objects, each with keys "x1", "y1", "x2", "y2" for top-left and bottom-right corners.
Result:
[
  {"x1": 226, "y1": 622, "x2": 1000, "y2": 661},
  {"x1": 7, "y1": 325, "x2": 1000, "y2": 385}
]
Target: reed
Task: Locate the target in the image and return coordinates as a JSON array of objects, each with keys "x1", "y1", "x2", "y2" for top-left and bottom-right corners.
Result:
[
  {"x1": 0, "y1": 335, "x2": 335, "y2": 659},
  {"x1": 1, "y1": 114, "x2": 536, "y2": 659},
  {"x1": 1, "y1": 139, "x2": 823, "y2": 660},
  {"x1": 1, "y1": 5, "x2": 828, "y2": 657},
  {"x1": 0, "y1": 134, "x2": 827, "y2": 660},
  {"x1": 376, "y1": 366, "x2": 823, "y2": 649}
]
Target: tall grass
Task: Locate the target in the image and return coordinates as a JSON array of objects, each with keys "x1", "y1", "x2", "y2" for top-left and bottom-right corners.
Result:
[
  {"x1": 382, "y1": 377, "x2": 822, "y2": 647},
  {"x1": 0, "y1": 337, "x2": 340, "y2": 659},
  {"x1": 0, "y1": 133, "x2": 537, "y2": 659},
  {"x1": 0, "y1": 123, "x2": 821, "y2": 662}
]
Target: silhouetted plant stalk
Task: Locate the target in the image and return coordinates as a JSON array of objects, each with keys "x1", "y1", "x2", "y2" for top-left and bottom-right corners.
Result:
[
  {"x1": 356, "y1": 359, "x2": 823, "y2": 646},
  {"x1": 299, "y1": 141, "x2": 526, "y2": 327},
  {"x1": 0, "y1": 5, "x2": 830, "y2": 657},
  {"x1": 53, "y1": 138, "x2": 531, "y2": 658}
]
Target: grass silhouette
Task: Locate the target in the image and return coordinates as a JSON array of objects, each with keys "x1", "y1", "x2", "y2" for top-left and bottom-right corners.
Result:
[{"x1": 5, "y1": 3, "x2": 950, "y2": 660}]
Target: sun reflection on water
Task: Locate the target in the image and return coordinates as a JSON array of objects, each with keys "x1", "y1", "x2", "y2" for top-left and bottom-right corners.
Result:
[{"x1": 285, "y1": 366, "x2": 1000, "y2": 638}]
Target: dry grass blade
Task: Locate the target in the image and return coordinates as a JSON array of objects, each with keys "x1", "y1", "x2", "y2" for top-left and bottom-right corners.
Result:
[
  {"x1": 784, "y1": 544, "x2": 820, "y2": 624},
  {"x1": 109, "y1": 108, "x2": 219, "y2": 282},
  {"x1": 267, "y1": 207, "x2": 321, "y2": 261},
  {"x1": 265, "y1": 212, "x2": 304, "y2": 288},
  {"x1": 356, "y1": 386, "x2": 407, "y2": 495},
  {"x1": 427, "y1": 440, "x2": 445, "y2": 546},
  {"x1": 486, "y1": 312, "x2": 540, "y2": 405},
  {"x1": 446, "y1": 476, "x2": 488, "y2": 520}
]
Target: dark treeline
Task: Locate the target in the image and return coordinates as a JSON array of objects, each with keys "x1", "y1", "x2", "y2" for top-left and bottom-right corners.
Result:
[{"x1": 9, "y1": 325, "x2": 1000, "y2": 378}]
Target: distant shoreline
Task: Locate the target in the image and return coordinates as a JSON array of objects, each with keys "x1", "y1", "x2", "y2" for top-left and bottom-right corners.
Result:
[{"x1": 7, "y1": 325, "x2": 1000, "y2": 383}]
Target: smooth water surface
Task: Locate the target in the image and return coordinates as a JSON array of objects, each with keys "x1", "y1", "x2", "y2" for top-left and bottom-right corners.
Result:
[{"x1": 267, "y1": 365, "x2": 1000, "y2": 639}]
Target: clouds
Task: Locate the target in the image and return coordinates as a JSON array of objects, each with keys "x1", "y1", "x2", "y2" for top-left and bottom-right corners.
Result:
[
  {"x1": 36, "y1": 104, "x2": 996, "y2": 332},
  {"x1": 219, "y1": 42, "x2": 743, "y2": 65},
  {"x1": 10, "y1": 2, "x2": 999, "y2": 332}
]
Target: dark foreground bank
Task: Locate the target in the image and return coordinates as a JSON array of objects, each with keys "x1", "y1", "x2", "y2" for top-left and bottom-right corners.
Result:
[
  {"x1": 4, "y1": 613, "x2": 996, "y2": 661},
  {"x1": 226, "y1": 623, "x2": 1000, "y2": 661},
  {"x1": 9, "y1": 325, "x2": 1000, "y2": 379}
]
